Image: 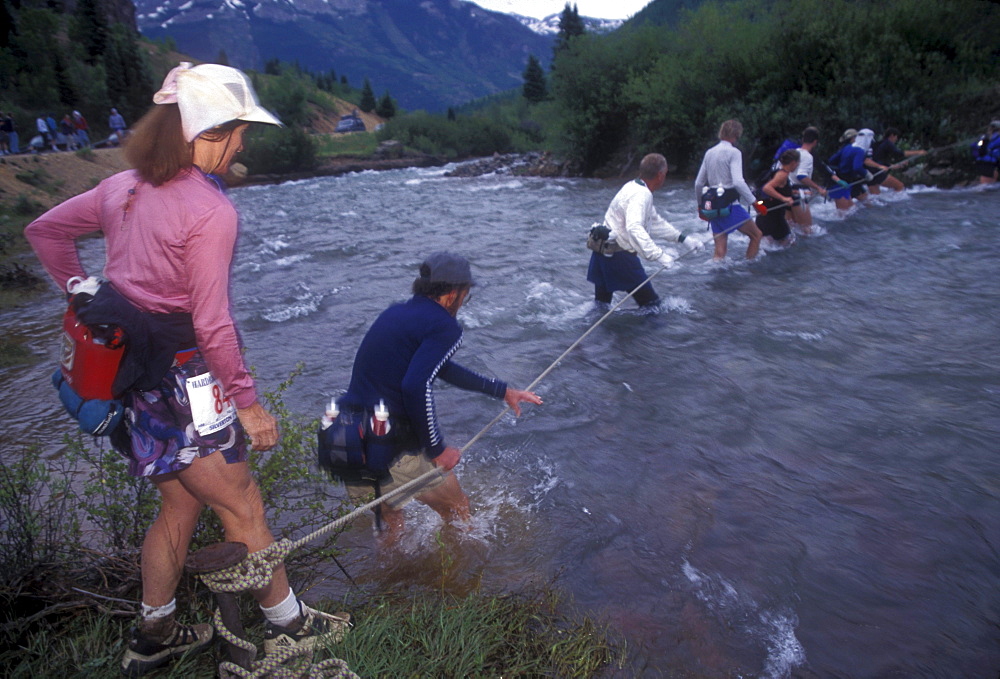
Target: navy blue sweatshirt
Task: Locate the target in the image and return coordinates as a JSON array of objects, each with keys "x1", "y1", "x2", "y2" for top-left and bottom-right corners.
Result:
[{"x1": 339, "y1": 295, "x2": 507, "y2": 457}]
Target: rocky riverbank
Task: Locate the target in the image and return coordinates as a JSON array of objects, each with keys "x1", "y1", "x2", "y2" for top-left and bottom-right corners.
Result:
[
  {"x1": 444, "y1": 151, "x2": 578, "y2": 178},
  {"x1": 0, "y1": 141, "x2": 983, "y2": 215}
]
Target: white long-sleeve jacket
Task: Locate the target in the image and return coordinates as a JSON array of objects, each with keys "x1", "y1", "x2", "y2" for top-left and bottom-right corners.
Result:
[
  {"x1": 603, "y1": 178, "x2": 682, "y2": 266},
  {"x1": 694, "y1": 140, "x2": 756, "y2": 206}
]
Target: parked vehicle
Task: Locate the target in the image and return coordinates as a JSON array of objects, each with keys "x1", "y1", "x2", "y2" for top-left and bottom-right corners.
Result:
[{"x1": 335, "y1": 111, "x2": 366, "y2": 133}]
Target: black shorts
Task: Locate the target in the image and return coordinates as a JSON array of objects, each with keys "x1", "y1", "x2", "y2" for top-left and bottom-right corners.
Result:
[
  {"x1": 867, "y1": 168, "x2": 889, "y2": 185},
  {"x1": 756, "y1": 211, "x2": 791, "y2": 241}
]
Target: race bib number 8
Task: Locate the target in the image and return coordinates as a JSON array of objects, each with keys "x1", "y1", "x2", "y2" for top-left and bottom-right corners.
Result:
[{"x1": 186, "y1": 372, "x2": 237, "y2": 436}]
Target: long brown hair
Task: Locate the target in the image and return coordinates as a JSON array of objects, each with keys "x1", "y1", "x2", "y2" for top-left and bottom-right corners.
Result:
[
  {"x1": 125, "y1": 104, "x2": 192, "y2": 186},
  {"x1": 125, "y1": 105, "x2": 245, "y2": 185}
]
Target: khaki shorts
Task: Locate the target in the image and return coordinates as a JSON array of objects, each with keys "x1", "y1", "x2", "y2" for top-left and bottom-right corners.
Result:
[{"x1": 345, "y1": 451, "x2": 448, "y2": 510}]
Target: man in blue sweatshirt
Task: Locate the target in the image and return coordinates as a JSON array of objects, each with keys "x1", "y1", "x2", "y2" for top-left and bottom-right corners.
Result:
[{"x1": 338, "y1": 252, "x2": 542, "y2": 542}]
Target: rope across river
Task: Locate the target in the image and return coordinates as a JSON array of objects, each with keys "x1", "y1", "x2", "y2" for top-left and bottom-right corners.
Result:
[
  {"x1": 199, "y1": 215, "x2": 750, "y2": 596},
  {"x1": 213, "y1": 140, "x2": 964, "y2": 587},
  {"x1": 193, "y1": 180, "x2": 882, "y2": 674}
]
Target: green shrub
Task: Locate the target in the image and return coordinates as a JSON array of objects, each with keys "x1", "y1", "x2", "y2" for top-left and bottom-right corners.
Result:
[
  {"x1": 240, "y1": 126, "x2": 318, "y2": 175},
  {"x1": 15, "y1": 168, "x2": 50, "y2": 187}
]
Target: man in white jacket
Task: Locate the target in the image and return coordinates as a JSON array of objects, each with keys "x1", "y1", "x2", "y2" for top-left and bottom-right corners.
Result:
[{"x1": 586, "y1": 153, "x2": 697, "y2": 307}]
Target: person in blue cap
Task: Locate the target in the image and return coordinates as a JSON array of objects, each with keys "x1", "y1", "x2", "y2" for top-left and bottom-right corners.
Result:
[{"x1": 335, "y1": 252, "x2": 542, "y2": 543}]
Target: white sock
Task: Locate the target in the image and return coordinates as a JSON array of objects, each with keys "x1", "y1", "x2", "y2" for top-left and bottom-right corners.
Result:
[
  {"x1": 260, "y1": 589, "x2": 302, "y2": 627},
  {"x1": 141, "y1": 598, "x2": 177, "y2": 621}
]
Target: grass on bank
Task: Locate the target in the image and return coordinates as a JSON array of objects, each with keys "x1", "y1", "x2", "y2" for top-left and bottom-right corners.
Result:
[
  {"x1": 314, "y1": 132, "x2": 379, "y2": 159},
  {"x1": 0, "y1": 586, "x2": 623, "y2": 678}
]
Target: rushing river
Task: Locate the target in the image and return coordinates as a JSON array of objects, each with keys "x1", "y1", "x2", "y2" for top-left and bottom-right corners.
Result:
[{"x1": 2, "y1": 166, "x2": 999, "y2": 677}]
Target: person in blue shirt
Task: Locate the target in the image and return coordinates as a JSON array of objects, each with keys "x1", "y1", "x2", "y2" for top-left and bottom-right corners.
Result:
[
  {"x1": 971, "y1": 120, "x2": 1000, "y2": 184},
  {"x1": 827, "y1": 129, "x2": 870, "y2": 209},
  {"x1": 338, "y1": 252, "x2": 542, "y2": 543}
]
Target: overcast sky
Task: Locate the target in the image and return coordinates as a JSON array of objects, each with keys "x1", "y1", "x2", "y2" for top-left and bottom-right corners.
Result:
[{"x1": 470, "y1": 0, "x2": 653, "y2": 21}]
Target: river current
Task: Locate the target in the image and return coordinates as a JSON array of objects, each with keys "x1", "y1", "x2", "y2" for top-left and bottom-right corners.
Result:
[{"x1": 2, "y1": 166, "x2": 998, "y2": 677}]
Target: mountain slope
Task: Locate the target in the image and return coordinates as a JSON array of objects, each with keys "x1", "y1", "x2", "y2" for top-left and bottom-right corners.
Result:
[{"x1": 135, "y1": 0, "x2": 555, "y2": 111}]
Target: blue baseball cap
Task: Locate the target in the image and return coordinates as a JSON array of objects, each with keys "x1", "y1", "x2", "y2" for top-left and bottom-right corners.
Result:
[{"x1": 420, "y1": 252, "x2": 474, "y2": 285}]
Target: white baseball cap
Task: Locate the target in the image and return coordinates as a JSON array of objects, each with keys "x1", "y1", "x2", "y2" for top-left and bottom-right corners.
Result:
[{"x1": 153, "y1": 62, "x2": 283, "y2": 142}]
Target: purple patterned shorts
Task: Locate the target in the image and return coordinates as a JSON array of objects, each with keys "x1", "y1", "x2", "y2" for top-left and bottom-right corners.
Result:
[{"x1": 121, "y1": 352, "x2": 247, "y2": 477}]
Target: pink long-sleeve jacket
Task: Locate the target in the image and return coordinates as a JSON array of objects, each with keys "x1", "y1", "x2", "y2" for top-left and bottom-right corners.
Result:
[{"x1": 25, "y1": 167, "x2": 258, "y2": 409}]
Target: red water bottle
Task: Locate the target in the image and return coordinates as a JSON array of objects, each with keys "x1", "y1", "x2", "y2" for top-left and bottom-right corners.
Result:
[
  {"x1": 60, "y1": 277, "x2": 125, "y2": 400},
  {"x1": 371, "y1": 399, "x2": 390, "y2": 437}
]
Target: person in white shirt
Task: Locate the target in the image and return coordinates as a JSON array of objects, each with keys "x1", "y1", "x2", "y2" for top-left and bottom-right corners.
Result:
[
  {"x1": 694, "y1": 119, "x2": 762, "y2": 261},
  {"x1": 586, "y1": 153, "x2": 698, "y2": 307},
  {"x1": 788, "y1": 126, "x2": 830, "y2": 233}
]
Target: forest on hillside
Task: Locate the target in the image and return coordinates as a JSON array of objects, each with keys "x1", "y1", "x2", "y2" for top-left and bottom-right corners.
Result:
[
  {"x1": 0, "y1": 0, "x2": 154, "y2": 137},
  {"x1": 549, "y1": 0, "x2": 1000, "y2": 174},
  {"x1": 3, "y1": 0, "x2": 998, "y2": 178}
]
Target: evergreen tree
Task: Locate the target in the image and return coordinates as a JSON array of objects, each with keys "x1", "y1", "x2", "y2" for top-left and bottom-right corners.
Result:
[
  {"x1": 359, "y1": 77, "x2": 376, "y2": 113},
  {"x1": 447, "y1": 107, "x2": 456, "y2": 122},
  {"x1": 522, "y1": 54, "x2": 547, "y2": 103},
  {"x1": 0, "y1": 0, "x2": 14, "y2": 49},
  {"x1": 216, "y1": 49, "x2": 229, "y2": 66},
  {"x1": 375, "y1": 90, "x2": 396, "y2": 119},
  {"x1": 553, "y1": 3, "x2": 585, "y2": 57},
  {"x1": 10, "y1": 8, "x2": 62, "y2": 104},
  {"x1": 340, "y1": 75, "x2": 348, "y2": 86},
  {"x1": 54, "y1": 51, "x2": 77, "y2": 106},
  {"x1": 117, "y1": 26, "x2": 154, "y2": 122},
  {"x1": 71, "y1": 0, "x2": 108, "y2": 65}
]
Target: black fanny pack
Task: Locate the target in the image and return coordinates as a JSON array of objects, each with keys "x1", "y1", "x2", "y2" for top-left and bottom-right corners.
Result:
[
  {"x1": 317, "y1": 405, "x2": 418, "y2": 484},
  {"x1": 586, "y1": 223, "x2": 623, "y2": 256},
  {"x1": 698, "y1": 186, "x2": 739, "y2": 221}
]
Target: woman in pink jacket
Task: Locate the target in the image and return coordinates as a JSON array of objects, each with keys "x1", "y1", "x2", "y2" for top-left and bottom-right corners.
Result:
[{"x1": 26, "y1": 63, "x2": 348, "y2": 677}]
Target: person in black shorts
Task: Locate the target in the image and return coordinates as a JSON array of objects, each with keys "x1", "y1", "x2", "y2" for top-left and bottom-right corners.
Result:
[{"x1": 756, "y1": 149, "x2": 799, "y2": 248}]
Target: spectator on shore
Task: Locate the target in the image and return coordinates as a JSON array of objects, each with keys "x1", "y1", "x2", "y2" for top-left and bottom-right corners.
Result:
[
  {"x1": 109, "y1": 107, "x2": 127, "y2": 143},
  {"x1": 0, "y1": 114, "x2": 8, "y2": 155},
  {"x1": 2, "y1": 113, "x2": 19, "y2": 154},
  {"x1": 73, "y1": 110, "x2": 91, "y2": 147},
  {"x1": 60, "y1": 114, "x2": 78, "y2": 150},
  {"x1": 36, "y1": 115, "x2": 57, "y2": 152}
]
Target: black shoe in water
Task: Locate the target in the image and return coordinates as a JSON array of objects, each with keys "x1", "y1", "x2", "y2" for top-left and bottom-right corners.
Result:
[{"x1": 120, "y1": 620, "x2": 214, "y2": 677}]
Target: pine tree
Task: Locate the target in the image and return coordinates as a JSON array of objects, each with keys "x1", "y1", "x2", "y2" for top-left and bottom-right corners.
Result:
[
  {"x1": 72, "y1": 0, "x2": 109, "y2": 65},
  {"x1": 216, "y1": 49, "x2": 229, "y2": 66},
  {"x1": 522, "y1": 54, "x2": 547, "y2": 103},
  {"x1": 359, "y1": 78, "x2": 376, "y2": 113},
  {"x1": 11, "y1": 8, "x2": 62, "y2": 104},
  {"x1": 553, "y1": 3, "x2": 585, "y2": 57},
  {"x1": 375, "y1": 90, "x2": 396, "y2": 118}
]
